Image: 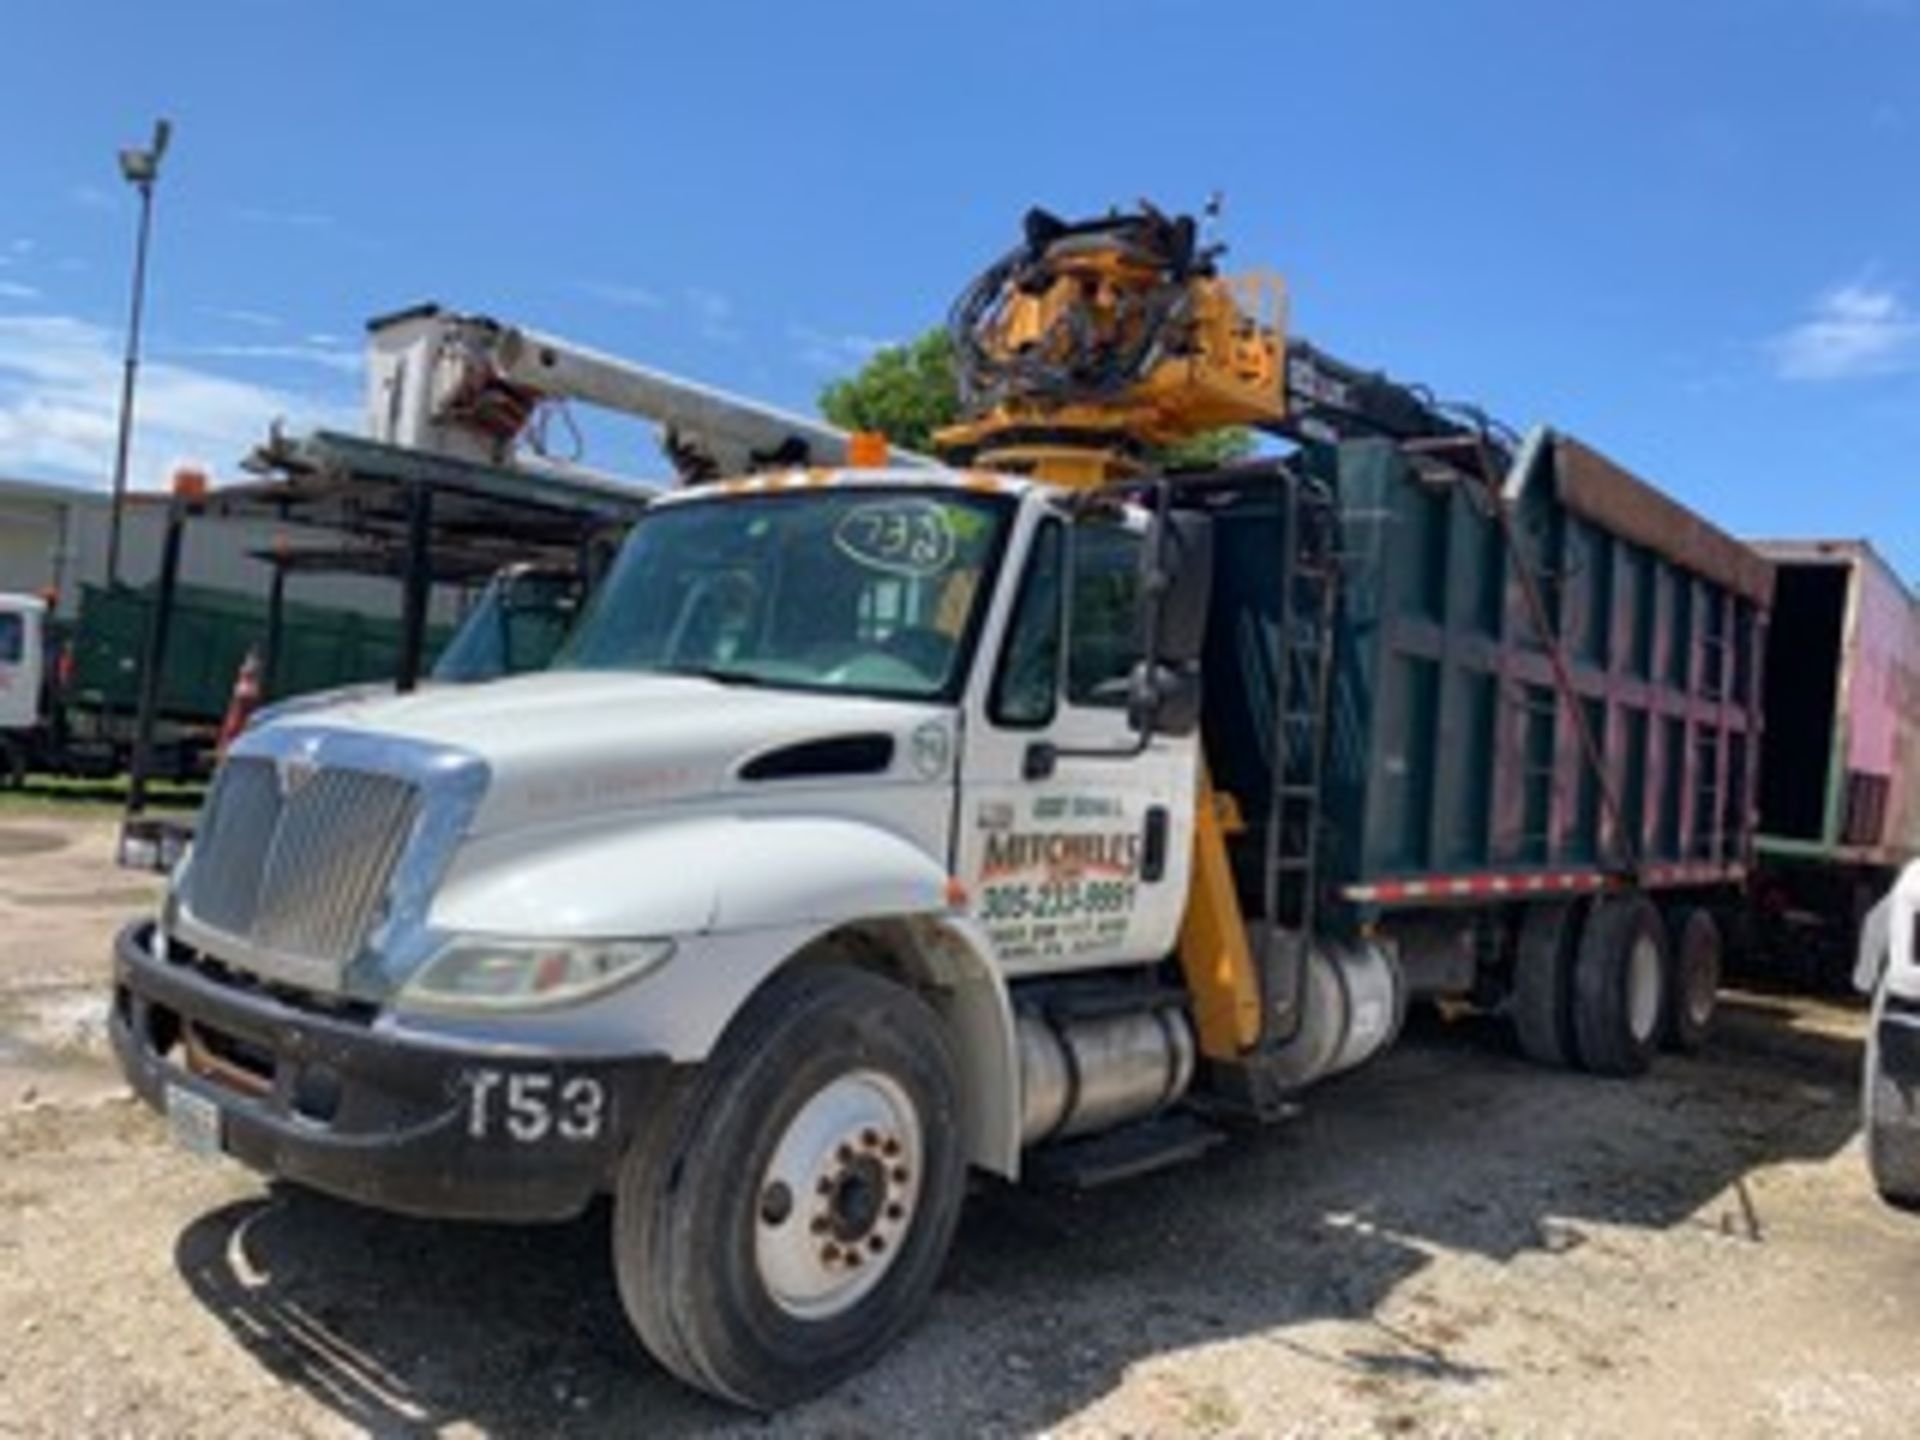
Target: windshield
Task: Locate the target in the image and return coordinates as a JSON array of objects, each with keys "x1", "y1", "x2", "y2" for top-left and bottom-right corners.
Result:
[
  {"x1": 560, "y1": 487, "x2": 1012, "y2": 701},
  {"x1": 433, "y1": 570, "x2": 583, "y2": 683}
]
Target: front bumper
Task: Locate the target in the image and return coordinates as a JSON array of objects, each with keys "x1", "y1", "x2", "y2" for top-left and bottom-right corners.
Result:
[
  {"x1": 110, "y1": 920, "x2": 671, "y2": 1222},
  {"x1": 1868, "y1": 993, "x2": 1920, "y2": 1206}
]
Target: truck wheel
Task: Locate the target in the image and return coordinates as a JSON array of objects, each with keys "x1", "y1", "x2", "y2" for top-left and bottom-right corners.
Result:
[
  {"x1": 1662, "y1": 907, "x2": 1722, "y2": 1053},
  {"x1": 1867, "y1": 1026, "x2": 1920, "y2": 1212},
  {"x1": 1868, "y1": 1115, "x2": 1920, "y2": 1214},
  {"x1": 1571, "y1": 894, "x2": 1670, "y2": 1077},
  {"x1": 1513, "y1": 902, "x2": 1583, "y2": 1069},
  {"x1": 613, "y1": 964, "x2": 966, "y2": 1410}
]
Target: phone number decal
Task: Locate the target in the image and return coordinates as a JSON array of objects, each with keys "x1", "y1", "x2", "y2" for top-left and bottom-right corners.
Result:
[{"x1": 980, "y1": 878, "x2": 1138, "y2": 923}]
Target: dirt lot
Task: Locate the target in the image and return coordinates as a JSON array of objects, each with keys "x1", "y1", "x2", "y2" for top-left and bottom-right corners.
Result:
[{"x1": 2, "y1": 811, "x2": 1917, "y2": 1438}]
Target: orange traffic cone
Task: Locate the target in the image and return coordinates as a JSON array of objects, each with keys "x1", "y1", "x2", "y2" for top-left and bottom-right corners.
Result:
[{"x1": 216, "y1": 646, "x2": 264, "y2": 756}]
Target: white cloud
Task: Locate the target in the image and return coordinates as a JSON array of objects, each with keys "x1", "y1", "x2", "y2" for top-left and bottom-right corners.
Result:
[
  {"x1": 231, "y1": 206, "x2": 334, "y2": 229},
  {"x1": 0, "y1": 313, "x2": 354, "y2": 488},
  {"x1": 175, "y1": 342, "x2": 360, "y2": 375},
  {"x1": 683, "y1": 286, "x2": 741, "y2": 344},
  {"x1": 1769, "y1": 282, "x2": 1920, "y2": 381},
  {"x1": 203, "y1": 306, "x2": 282, "y2": 330},
  {"x1": 581, "y1": 281, "x2": 665, "y2": 310},
  {"x1": 789, "y1": 323, "x2": 892, "y2": 373},
  {"x1": 0, "y1": 281, "x2": 41, "y2": 301},
  {"x1": 69, "y1": 184, "x2": 116, "y2": 212}
]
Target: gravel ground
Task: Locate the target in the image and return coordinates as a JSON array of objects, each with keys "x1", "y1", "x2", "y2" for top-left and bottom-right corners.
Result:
[{"x1": 2, "y1": 812, "x2": 1917, "y2": 1438}]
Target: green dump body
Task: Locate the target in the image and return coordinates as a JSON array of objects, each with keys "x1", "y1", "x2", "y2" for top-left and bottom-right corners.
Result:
[
  {"x1": 1202, "y1": 433, "x2": 1774, "y2": 921},
  {"x1": 60, "y1": 583, "x2": 450, "y2": 727}
]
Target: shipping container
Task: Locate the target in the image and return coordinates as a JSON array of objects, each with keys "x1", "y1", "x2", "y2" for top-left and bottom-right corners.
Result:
[
  {"x1": 62, "y1": 582, "x2": 453, "y2": 725},
  {"x1": 1746, "y1": 538, "x2": 1920, "y2": 982}
]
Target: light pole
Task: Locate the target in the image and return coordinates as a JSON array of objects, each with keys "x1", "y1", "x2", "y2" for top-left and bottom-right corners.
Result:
[{"x1": 104, "y1": 117, "x2": 172, "y2": 590}]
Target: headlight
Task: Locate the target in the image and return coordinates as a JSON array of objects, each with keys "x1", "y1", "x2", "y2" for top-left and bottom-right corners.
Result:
[{"x1": 401, "y1": 935, "x2": 675, "y2": 1013}]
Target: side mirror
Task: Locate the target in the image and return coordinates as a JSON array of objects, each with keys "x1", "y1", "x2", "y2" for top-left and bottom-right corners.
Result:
[
  {"x1": 1128, "y1": 508, "x2": 1212, "y2": 738},
  {"x1": 1137, "y1": 510, "x2": 1213, "y2": 668},
  {"x1": 1127, "y1": 661, "x2": 1202, "y2": 737},
  {"x1": 1856, "y1": 890, "x2": 1894, "y2": 996}
]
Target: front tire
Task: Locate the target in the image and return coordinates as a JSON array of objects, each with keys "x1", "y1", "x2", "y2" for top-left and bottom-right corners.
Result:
[
  {"x1": 613, "y1": 965, "x2": 966, "y2": 1410},
  {"x1": 0, "y1": 736, "x2": 25, "y2": 790},
  {"x1": 1572, "y1": 894, "x2": 1670, "y2": 1077}
]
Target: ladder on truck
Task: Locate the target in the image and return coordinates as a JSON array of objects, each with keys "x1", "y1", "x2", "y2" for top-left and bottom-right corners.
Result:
[{"x1": 1258, "y1": 470, "x2": 1343, "y2": 1045}]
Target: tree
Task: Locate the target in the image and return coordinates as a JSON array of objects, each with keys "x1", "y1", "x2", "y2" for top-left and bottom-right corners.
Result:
[
  {"x1": 1154, "y1": 427, "x2": 1257, "y2": 470},
  {"x1": 819, "y1": 329, "x2": 959, "y2": 454},
  {"x1": 819, "y1": 325, "x2": 1258, "y2": 469}
]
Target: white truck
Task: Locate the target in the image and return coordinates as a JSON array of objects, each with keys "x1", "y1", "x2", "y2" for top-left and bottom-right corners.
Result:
[
  {"x1": 0, "y1": 591, "x2": 47, "y2": 785},
  {"x1": 110, "y1": 206, "x2": 1767, "y2": 1407},
  {"x1": 112, "y1": 467, "x2": 1223, "y2": 1406},
  {"x1": 1859, "y1": 861, "x2": 1920, "y2": 1210}
]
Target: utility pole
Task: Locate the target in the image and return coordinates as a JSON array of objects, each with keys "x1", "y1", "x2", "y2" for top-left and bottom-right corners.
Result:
[{"x1": 105, "y1": 117, "x2": 172, "y2": 589}]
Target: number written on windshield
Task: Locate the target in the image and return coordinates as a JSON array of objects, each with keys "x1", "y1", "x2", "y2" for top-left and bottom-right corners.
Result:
[{"x1": 834, "y1": 499, "x2": 958, "y2": 578}]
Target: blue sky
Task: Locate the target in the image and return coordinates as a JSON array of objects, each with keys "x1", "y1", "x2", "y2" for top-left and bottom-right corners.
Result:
[{"x1": 0, "y1": 0, "x2": 1914, "y2": 574}]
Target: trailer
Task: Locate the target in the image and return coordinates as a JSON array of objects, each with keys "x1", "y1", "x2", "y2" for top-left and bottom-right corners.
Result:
[
  {"x1": 0, "y1": 580, "x2": 446, "y2": 784},
  {"x1": 1750, "y1": 539, "x2": 1920, "y2": 985}
]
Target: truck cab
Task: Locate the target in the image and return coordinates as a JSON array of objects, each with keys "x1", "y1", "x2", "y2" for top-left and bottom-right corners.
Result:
[
  {"x1": 110, "y1": 466, "x2": 1211, "y2": 1408},
  {"x1": 0, "y1": 591, "x2": 47, "y2": 784}
]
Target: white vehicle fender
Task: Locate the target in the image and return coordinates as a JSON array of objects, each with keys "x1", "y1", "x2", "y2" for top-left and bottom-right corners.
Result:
[
  {"x1": 422, "y1": 813, "x2": 1024, "y2": 1176},
  {"x1": 434, "y1": 812, "x2": 956, "y2": 937}
]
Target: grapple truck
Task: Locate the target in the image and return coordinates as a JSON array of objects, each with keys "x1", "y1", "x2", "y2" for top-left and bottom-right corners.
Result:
[{"x1": 109, "y1": 206, "x2": 1768, "y2": 1407}]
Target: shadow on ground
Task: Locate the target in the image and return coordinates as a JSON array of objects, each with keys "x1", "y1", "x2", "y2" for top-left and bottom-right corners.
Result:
[{"x1": 172, "y1": 994, "x2": 1867, "y2": 1437}]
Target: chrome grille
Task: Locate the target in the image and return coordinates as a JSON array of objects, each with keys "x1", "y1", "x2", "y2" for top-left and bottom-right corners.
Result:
[{"x1": 183, "y1": 757, "x2": 422, "y2": 974}]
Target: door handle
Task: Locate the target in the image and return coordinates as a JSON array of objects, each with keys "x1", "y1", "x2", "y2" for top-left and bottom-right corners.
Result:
[
  {"x1": 1142, "y1": 805, "x2": 1169, "y2": 882},
  {"x1": 1022, "y1": 741, "x2": 1057, "y2": 782}
]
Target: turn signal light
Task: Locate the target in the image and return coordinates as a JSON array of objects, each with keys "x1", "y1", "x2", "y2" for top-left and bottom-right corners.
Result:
[{"x1": 847, "y1": 431, "x2": 889, "y2": 468}]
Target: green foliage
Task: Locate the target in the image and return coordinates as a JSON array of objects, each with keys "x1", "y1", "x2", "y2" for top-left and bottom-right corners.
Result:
[
  {"x1": 818, "y1": 326, "x2": 1259, "y2": 470},
  {"x1": 818, "y1": 329, "x2": 959, "y2": 454},
  {"x1": 1152, "y1": 427, "x2": 1258, "y2": 470}
]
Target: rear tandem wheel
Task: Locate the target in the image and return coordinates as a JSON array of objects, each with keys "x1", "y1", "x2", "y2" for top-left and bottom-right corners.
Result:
[{"x1": 1571, "y1": 894, "x2": 1672, "y2": 1077}]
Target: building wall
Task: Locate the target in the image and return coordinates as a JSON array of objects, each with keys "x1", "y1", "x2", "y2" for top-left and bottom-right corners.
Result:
[{"x1": 0, "y1": 476, "x2": 460, "y2": 623}]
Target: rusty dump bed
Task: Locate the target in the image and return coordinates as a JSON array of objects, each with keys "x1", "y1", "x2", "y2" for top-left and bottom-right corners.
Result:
[
  {"x1": 1200, "y1": 432, "x2": 1772, "y2": 916},
  {"x1": 1752, "y1": 538, "x2": 1920, "y2": 868}
]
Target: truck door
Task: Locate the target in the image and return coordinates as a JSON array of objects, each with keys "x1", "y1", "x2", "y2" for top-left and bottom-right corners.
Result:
[{"x1": 957, "y1": 509, "x2": 1198, "y2": 976}]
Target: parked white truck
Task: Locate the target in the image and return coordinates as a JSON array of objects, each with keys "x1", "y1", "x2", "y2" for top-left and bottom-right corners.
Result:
[
  {"x1": 0, "y1": 592, "x2": 47, "y2": 785},
  {"x1": 114, "y1": 468, "x2": 1220, "y2": 1405},
  {"x1": 1859, "y1": 860, "x2": 1920, "y2": 1210},
  {"x1": 110, "y1": 206, "x2": 1770, "y2": 1406}
]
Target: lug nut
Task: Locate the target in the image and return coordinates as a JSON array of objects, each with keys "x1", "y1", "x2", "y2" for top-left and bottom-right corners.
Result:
[
  {"x1": 821, "y1": 1244, "x2": 841, "y2": 1264},
  {"x1": 885, "y1": 1202, "x2": 905, "y2": 1222},
  {"x1": 845, "y1": 1250, "x2": 863, "y2": 1267},
  {"x1": 890, "y1": 1166, "x2": 910, "y2": 1185},
  {"x1": 881, "y1": 1137, "x2": 901, "y2": 1158},
  {"x1": 759, "y1": 1181, "x2": 793, "y2": 1227},
  {"x1": 810, "y1": 1216, "x2": 830, "y2": 1236},
  {"x1": 861, "y1": 1128, "x2": 880, "y2": 1149},
  {"x1": 816, "y1": 1176, "x2": 834, "y2": 1196},
  {"x1": 868, "y1": 1235, "x2": 886, "y2": 1254}
]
